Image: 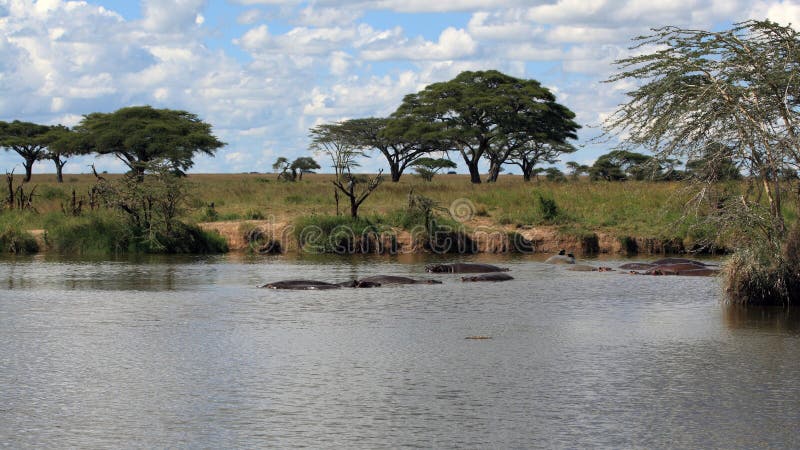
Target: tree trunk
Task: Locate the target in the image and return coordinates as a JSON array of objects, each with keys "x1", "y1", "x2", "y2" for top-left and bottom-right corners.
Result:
[
  {"x1": 522, "y1": 170, "x2": 532, "y2": 182},
  {"x1": 54, "y1": 157, "x2": 66, "y2": 183},
  {"x1": 466, "y1": 161, "x2": 481, "y2": 184},
  {"x1": 23, "y1": 158, "x2": 34, "y2": 182},
  {"x1": 350, "y1": 199, "x2": 359, "y2": 218},
  {"x1": 486, "y1": 161, "x2": 501, "y2": 183},
  {"x1": 390, "y1": 164, "x2": 401, "y2": 182}
]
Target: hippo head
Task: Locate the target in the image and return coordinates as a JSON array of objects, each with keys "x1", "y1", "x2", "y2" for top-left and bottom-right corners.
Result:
[{"x1": 425, "y1": 264, "x2": 448, "y2": 273}]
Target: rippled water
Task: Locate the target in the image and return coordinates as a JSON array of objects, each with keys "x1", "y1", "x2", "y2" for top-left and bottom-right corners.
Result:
[{"x1": 1, "y1": 254, "x2": 799, "y2": 448}]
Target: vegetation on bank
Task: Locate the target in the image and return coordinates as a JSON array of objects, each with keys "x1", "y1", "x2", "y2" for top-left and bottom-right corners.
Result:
[{"x1": 3, "y1": 172, "x2": 795, "y2": 256}]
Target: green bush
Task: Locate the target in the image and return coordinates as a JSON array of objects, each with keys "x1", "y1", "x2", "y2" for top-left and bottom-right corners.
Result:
[
  {"x1": 0, "y1": 225, "x2": 39, "y2": 254},
  {"x1": 45, "y1": 212, "x2": 131, "y2": 255},
  {"x1": 537, "y1": 194, "x2": 560, "y2": 223},
  {"x1": 293, "y1": 214, "x2": 391, "y2": 254}
]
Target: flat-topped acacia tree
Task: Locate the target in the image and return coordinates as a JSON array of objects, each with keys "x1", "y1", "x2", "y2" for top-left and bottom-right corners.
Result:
[
  {"x1": 392, "y1": 70, "x2": 579, "y2": 184},
  {"x1": 0, "y1": 120, "x2": 53, "y2": 182},
  {"x1": 75, "y1": 106, "x2": 225, "y2": 179}
]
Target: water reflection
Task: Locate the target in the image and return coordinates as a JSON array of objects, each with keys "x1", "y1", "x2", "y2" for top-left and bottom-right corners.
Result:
[{"x1": 722, "y1": 305, "x2": 800, "y2": 333}]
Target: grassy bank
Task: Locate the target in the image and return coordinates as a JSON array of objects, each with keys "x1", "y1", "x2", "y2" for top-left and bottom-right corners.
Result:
[{"x1": 3, "y1": 172, "x2": 796, "y2": 255}]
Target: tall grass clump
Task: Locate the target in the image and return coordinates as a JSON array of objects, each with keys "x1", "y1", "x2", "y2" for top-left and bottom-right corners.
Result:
[
  {"x1": 45, "y1": 212, "x2": 131, "y2": 255},
  {"x1": 0, "y1": 214, "x2": 39, "y2": 254},
  {"x1": 724, "y1": 224, "x2": 800, "y2": 307},
  {"x1": 293, "y1": 214, "x2": 393, "y2": 254}
]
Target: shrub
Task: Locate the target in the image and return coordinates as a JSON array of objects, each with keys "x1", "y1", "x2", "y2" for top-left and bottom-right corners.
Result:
[
  {"x1": 537, "y1": 194, "x2": 560, "y2": 223},
  {"x1": 0, "y1": 225, "x2": 39, "y2": 254},
  {"x1": 293, "y1": 214, "x2": 392, "y2": 254},
  {"x1": 724, "y1": 225, "x2": 800, "y2": 306}
]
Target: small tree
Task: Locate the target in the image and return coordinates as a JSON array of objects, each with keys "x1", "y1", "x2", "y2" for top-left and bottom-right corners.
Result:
[
  {"x1": 565, "y1": 161, "x2": 590, "y2": 180},
  {"x1": 272, "y1": 157, "x2": 292, "y2": 181},
  {"x1": 290, "y1": 157, "x2": 320, "y2": 181},
  {"x1": 544, "y1": 167, "x2": 566, "y2": 182},
  {"x1": 412, "y1": 157, "x2": 457, "y2": 181},
  {"x1": 309, "y1": 123, "x2": 383, "y2": 218},
  {"x1": 0, "y1": 120, "x2": 52, "y2": 182},
  {"x1": 45, "y1": 125, "x2": 87, "y2": 183}
]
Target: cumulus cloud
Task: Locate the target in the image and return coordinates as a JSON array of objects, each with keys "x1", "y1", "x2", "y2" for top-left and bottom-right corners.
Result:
[
  {"x1": 142, "y1": 0, "x2": 207, "y2": 32},
  {"x1": 360, "y1": 27, "x2": 476, "y2": 61}
]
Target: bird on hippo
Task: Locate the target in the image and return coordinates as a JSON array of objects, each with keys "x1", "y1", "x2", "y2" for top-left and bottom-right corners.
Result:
[{"x1": 425, "y1": 263, "x2": 510, "y2": 273}]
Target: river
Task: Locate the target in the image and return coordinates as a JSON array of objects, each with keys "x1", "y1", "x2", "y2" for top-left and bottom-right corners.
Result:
[{"x1": 1, "y1": 254, "x2": 799, "y2": 448}]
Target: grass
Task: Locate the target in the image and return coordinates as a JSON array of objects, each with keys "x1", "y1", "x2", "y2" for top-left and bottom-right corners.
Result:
[{"x1": 5, "y1": 172, "x2": 798, "y2": 253}]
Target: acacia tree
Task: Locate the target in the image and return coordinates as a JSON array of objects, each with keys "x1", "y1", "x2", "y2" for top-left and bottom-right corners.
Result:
[
  {"x1": 76, "y1": 106, "x2": 225, "y2": 179},
  {"x1": 412, "y1": 157, "x2": 457, "y2": 181},
  {"x1": 605, "y1": 20, "x2": 800, "y2": 304},
  {"x1": 393, "y1": 70, "x2": 576, "y2": 184},
  {"x1": 45, "y1": 125, "x2": 87, "y2": 183},
  {"x1": 331, "y1": 117, "x2": 440, "y2": 182},
  {"x1": 290, "y1": 157, "x2": 320, "y2": 181},
  {"x1": 0, "y1": 120, "x2": 53, "y2": 182},
  {"x1": 309, "y1": 122, "x2": 382, "y2": 218}
]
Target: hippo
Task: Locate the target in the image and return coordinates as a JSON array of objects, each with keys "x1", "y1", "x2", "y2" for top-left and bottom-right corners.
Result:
[
  {"x1": 619, "y1": 262, "x2": 656, "y2": 270},
  {"x1": 357, "y1": 275, "x2": 442, "y2": 285},
  {"x1": 261, "y1": 280, "x2": 342, "y2": 290},
  {"x1": 425, "y1": 263, "x2": 510, "y2": 273},
  {"x1": 545, "y1": 249, "x2": 575, "y2": 264},
  {"x1": 650, "y1": 258, "x2": 713, "y2": 267},
  {"x1": 461, "y1": 273, "x2": 514, "y2": 282},
  {"x1": 644, "y1": 263, "x2": 719, "y2": 276},
  {"x1": 567, "y1": 264, "x2": 615, "y2": 272},
  {"x1": 261, "y1": 279, "x2": 381, "y2": 289},
  {"x1": 337, "y1": 279, "x2": 383, "y2": 288}
]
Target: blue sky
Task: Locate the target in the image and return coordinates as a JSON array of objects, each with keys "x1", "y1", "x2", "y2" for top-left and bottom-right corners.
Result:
[{"x1": 1, "y1": 0, "x2": 799, "y2": 176}]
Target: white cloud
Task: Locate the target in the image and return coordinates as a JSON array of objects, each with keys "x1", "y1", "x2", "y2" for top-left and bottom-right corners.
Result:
[
  {"x1": 142, "y1": 0, "x2": 206, "y2": 32},
  {"x1": 754, "y1": 0, "x2": 800, "y2": 27},
  {"x1": 361, "y1": 27, "x2": 476, "y2": 61}
]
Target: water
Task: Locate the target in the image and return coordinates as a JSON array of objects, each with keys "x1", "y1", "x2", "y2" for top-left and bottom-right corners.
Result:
[{"x1": 1, "y1": 254, "x2": 799, "y2": 448}]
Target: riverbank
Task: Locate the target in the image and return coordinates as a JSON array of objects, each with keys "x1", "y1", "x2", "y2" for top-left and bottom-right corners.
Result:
[{"x1": 4, "y1": 172, "x2": 776, "y2": 256}]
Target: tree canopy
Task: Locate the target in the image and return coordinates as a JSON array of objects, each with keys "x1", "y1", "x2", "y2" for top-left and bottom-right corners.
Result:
[
  {"x1": 0, "y1": 120, "x2": 53, "y2": 182},
  {"x1": 604, "y1": 20, "x2": 800, "y2": 243},
  {"x1": 75, "y1": 106, "x2": 225, "y2": 178},
  {"x1": 392, "y1": 70, "x2": 579, "y2": 183},
  {"x1": 604, "y1": 20, "x2": 800, "y2": 304},
  {"x1": 309, "y1": 122, "x2": 382, "y2": 218}
]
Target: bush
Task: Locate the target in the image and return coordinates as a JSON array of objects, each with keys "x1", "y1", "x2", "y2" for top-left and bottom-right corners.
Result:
[
  {"x1": 724, "y1": 225, "x2": 800, "y2": 306},
  {"x1": 293, "y1": 214, "x2": 393, "y2": 254},
  {"x1": 537, "y1": 194, "x2": 560, "y2": 223},
  {"x1": 45, "y1": 213, "x2": 131, "y2": 255},
  {"x1": 0, "y1": 225, "x2": 39, "y2": 254},
  {"x1": 44, "y1": 212, "x2": 228, "y2": 255}
]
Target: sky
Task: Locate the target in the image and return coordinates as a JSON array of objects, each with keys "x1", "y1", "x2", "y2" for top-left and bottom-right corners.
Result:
[{"x1": 1, "y1": 0, "x2": 799, "y2": 176}]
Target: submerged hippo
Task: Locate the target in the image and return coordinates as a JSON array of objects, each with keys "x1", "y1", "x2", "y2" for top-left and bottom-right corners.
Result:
[
  {"x1": 357, "y1": 275, "x2": 442, "y2": 285},
  {"x1": 644, "y1": 263, "x2": 719, "y2": 276},
  {"x1": 425, "y1": 263, "x2": 510, "y2": 273},
  {"x1": 651, "y1": 258, "x2": 713, "y2": 267},
  {"x1": 619, "y1": 262, "x2": 656, "y2": 270},
  {"x1": 567, "y1": 264, "x2": 614, "y2": 272},
  {"x1": 545, "y1": 249, "x2": 576, "y2": 264},
  {"x1": 337, "y1": 279, "x2": 383, "y2": 288},
  {"x1": 461, "y1": 273, "x2": 514, "y2": 282},
  {"x1": 261, "y1": 280, "x2": 342, "y2": 290},
  {"x1": 262, "y1": 279, "x2": 381, "y2": 289}
]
